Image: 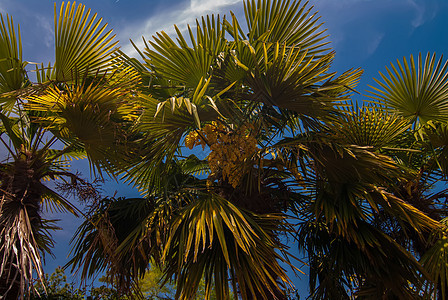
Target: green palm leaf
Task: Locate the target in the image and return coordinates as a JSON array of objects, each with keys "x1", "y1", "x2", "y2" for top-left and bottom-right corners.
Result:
[
  {"x1": 333, "y1": 103, "x2": 411, "y2": 150},
  {"x1": 0, "y1": 14, "x2": 28, "y2": 109},
  {"x1": 299, "y1": 219, "x2": 428, "y2": 299},
  {"x1": 67, "y1": 197, "x2": 153, "y2": 294},
  {"x1": 53, "y1": 1, "x2": 119, "y2": 81},
  {"x1": 26, "y1": 76, "x2": 139, "y2": 174},
  {"x1": 163, "y1": 194, "x2": 298, "y2": 300},
  {"x1": 240, "y1": 0, "x2": 330, "y2": 56},
  {"x1": 420, "y1": 218, "x2": 448, "y2": 299},
  {"x1": 231, "y1": 39, "x2": 362, "y2": 116},
  {"x1": 369, "y1": 53, "x2": 448, "y2": 125},
  {"x1": 143, "y1": 15, "x2": 227, "y2": 89}
]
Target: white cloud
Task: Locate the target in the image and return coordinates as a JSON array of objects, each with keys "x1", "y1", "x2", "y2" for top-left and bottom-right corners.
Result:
[
  {"x1": 366, "y1": 32, "x2": 385, "y2": 56},
  {"x1": 36, "y1": 15, "x2": 54, "y2": 49},
  {"x1": 407, "y1": 0, "x2": 426, "y2": 28},
  {"x1": 190, "y1": 0, "x2": 240, "y2": 13},
  {"x1": 407, "y1": 0, "x2": 439, "y2": 29},
  {"x1": 120, "y1": 0, "x2": 241, "y2": 57},
  {"x1": 0, "y1": 0, "x2": 11, "y2": 14}
]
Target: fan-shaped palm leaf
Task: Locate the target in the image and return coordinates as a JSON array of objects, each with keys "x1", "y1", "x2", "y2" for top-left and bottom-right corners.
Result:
[
  {"x1": 424, "y1": 122, "x2": 448, "y2": 177},
  {"x1": 331, "y1": 103, "x2": 411, "y2": 150},
  {"x1": 240, "y1": 0, "x2": 330, "y2": 56},
  {"x1": 276, "y1": 129, "x2": 441, "y2": 298},
  {"x1": 53, "y1": 1, "x2": 119, "y2": 81},
  {"x1": 0, "y1": 14, "x2": 28, "y2": 109},
  {"x1": 25, "y1": 74, "x2": 140, "y2": 174},
  {"x1": 143, "y1": 14, "x2": 227, "y2": 89},
  {"x1": 230, "y1": 39, "x2": 362, "y2": 116},
  {"x1": 299, "y1": 219, "x2": 428, "y2": 299},
  {"x1": 67, "y1": 159, "x2": 205, "y2": 296},
  {"x1": 369, "y1": 53, "x2": 448, "y2": 125},
  {"x1": 67, "y1": 197, "x2": 153, "y2": 294}
]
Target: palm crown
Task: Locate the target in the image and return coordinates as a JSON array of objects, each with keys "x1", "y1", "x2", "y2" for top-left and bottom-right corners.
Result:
[{"x1": 0, "y1": 2, "x2": 139, "y2": 298}]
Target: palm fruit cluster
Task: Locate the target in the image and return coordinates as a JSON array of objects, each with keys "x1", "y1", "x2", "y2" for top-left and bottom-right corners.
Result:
[{"x1": 185, "y1": 122, "x2": 258, "y2": 187}]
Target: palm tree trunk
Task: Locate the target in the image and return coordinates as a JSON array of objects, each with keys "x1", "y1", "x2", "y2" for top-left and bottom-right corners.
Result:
[
  {"x1": 0, "y1": 158, "x2": 45, "y2": 299},
  {"x1": 0, "y1": 261, "x2": 20, "y2": 299}
]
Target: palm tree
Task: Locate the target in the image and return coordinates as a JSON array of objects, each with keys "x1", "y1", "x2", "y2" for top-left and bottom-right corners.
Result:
[
  {"x1": 295, "y1": 103, "x2": 439, "y2": 299},
  {"x1": 0, "y1": 2, "x2": 139, "y2": 298},
  {"x1": 368, "y1": 52, "x2": 448, "y2": 299},
  {"x1": 70, "y1": 0, "x2": 358, "y2": 297}
]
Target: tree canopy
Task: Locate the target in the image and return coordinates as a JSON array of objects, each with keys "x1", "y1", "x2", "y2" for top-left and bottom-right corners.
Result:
[{"x1": 1, "y1": 0, "x2": 448, "y2": 299}]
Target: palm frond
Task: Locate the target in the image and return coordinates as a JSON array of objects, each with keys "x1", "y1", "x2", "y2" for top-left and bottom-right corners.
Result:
[
  {"x1": 40, "y1": 184, "x2": 79, "y2": 215},
  {"x1": 0, "y1": 13, "x2": 28, "y2": 109},
  {"x1": 333, "y1": 103, "x2": 411, "y2": 150},
  {"x1": 67, "y1": 197, "x2": 153, "y2": 293},
  {"x1": 231, "y1": 40, "x2": 362, "y2": 116},
  {"x1": 240, "y1": 0, "x2": 330, "y2": 56},
  {"x1": 418, "y1": 217, "x2": 448, "y2": 299},
  {"x1": 298, "y1": 218, "x2": 429, "y2": 299},
  {"x1": 53, "y1": 1, "x2": 119, "y2": 81},
  {"x1": 179, "y1": 154, "x2": 210, "y2": 177},
  {"x1": 143, "y1": 14, "x2": 227, "y2": 89},
  {"x1": 26, "y1": 75, "x2": 139, "y2": 175},
  {"x1": 368, "y1": 52, "x2": 448, "y2": 125},
  {"x1": 163, "y1": 194, "x2": 297, "y2": 300}
]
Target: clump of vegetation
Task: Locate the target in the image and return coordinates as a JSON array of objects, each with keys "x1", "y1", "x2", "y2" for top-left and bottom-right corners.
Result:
[{"x1": 1, "y1": 0, "x2": 448, "y2": 299}]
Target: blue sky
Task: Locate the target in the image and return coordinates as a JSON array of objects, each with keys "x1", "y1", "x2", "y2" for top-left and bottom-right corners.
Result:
[{"x1": 1, "y1": 0, "x2": 448, "y2": 295}]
